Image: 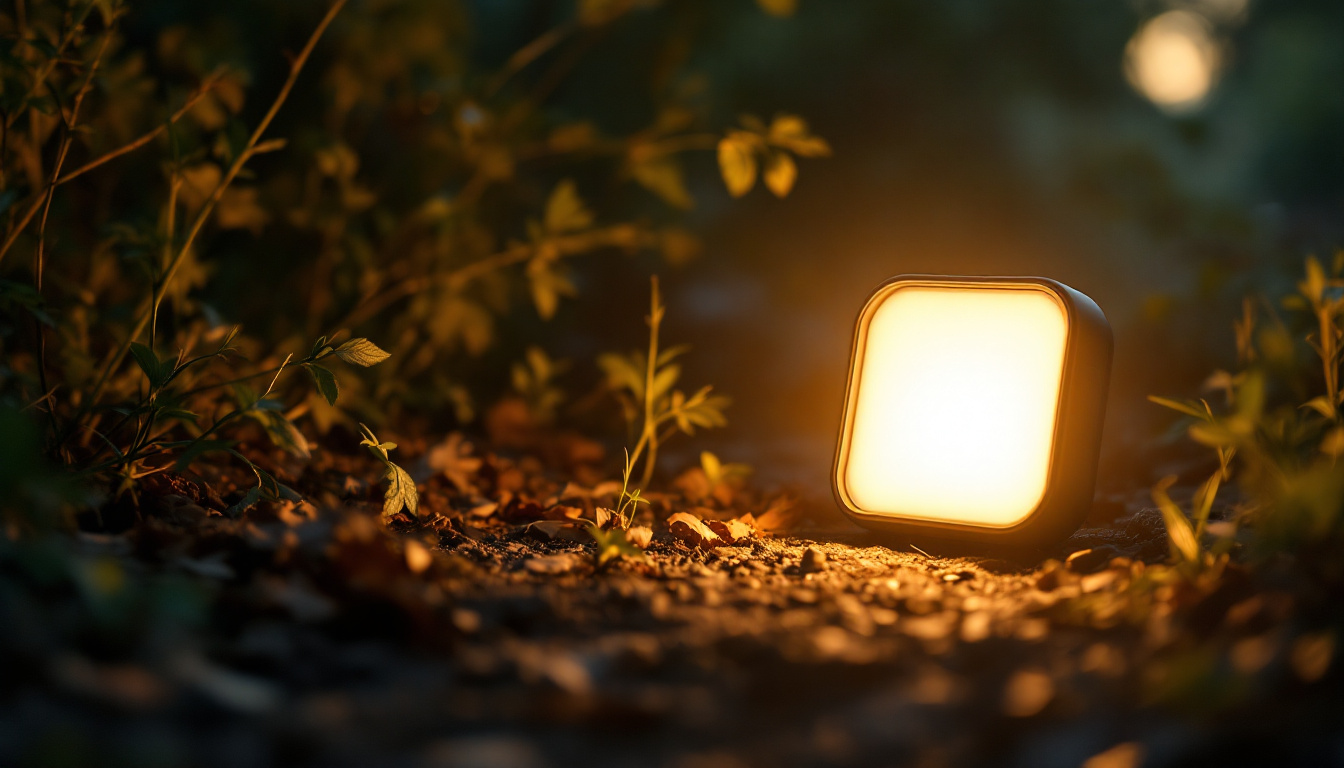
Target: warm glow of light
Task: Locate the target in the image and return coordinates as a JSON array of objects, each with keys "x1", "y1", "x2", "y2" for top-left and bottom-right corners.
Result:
[
  {"x1": 841, "y1": 285, "x2": 1068, "y2": 527},
  {"x1": 1124, "y1": 11, "x2": 1220, "y2": 111}
]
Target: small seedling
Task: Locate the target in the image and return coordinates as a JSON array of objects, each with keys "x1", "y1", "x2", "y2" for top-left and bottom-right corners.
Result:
[{"x1": 359, "y1": 423, "x2": 420, "y2": 519}]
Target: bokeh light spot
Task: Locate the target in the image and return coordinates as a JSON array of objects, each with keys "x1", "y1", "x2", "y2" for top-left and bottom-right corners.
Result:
[{"x1": 1124, "y1": 11, "x2": 1221, "y2": 112}]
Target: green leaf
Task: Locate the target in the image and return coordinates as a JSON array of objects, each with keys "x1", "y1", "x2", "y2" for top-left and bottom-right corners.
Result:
[
  {"x1": 1147, "y1": 395, "x2": 1209, "y2": 420},
  {"x1": 249, "y1": 409, "x2": 311, "y2": 460},
  {"x1": 130, "y1": 342, "x2": 171, "y2": 388},
  {"x1": 544, "y1": 179, "x2": 593, "y2": 233},
  {"x1": 717, "y1": 134, "x2": 757, "y2": 197},
  {"x1": 587, "y1": 524, "x2": 649, "y2": 566},
  {"x1": 1152, "y1": 476, "x2": 1200, "y2": 562},
  {"x1": 228, "y1": 484, "x2": 263, "y2": 516},
  {"x1": 305, "y1": 363, "x2": 340, "y2": 406},
  {"x1": 1191, "y1": 470, "x2": 1221, "y2": 537},
  {"x1": 382, "y1": 462, "x2": 419, "y2": 518},
  {"x1": 334, "y1": 338, "x2": 390, "y2": 367}
]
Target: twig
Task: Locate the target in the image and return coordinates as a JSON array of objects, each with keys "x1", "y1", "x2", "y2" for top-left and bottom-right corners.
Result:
[
  {"x1": 33, "y1": 23, "x2": 115, "y2": 449},
  {"x1": 340, "y1": 223, "x2": 646, "y2": 329},
  {"x1": 0, "y1": 71, "x2": 222, "y2": 267},
  {"x1": 73, "y1": 0, "x2": 347, "y2": 440},
  {"x1": 485, "y1": 22, "x2": 576, "y2": 98}
]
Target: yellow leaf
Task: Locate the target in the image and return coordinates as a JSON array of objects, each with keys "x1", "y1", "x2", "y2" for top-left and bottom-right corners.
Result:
[
  {"x1": 755, "y1": 0, "x2": 798, "y2": 17},
  {"x1": 1301, "y1": 256, "x2": 1326, "y2": 304},
  {"x1": 544, "y1": 179, "x2": 593, "y2": 233},
  {"x1": 717, "y1": 135, "x2": 757, "y2": 197},
  {"x1": 763, "y1": 151, "x2": 797, "y2": 197},
  {"x1": 1152, "y1": 476, "x2": 1199, "y2": 562},
  {"x1": 631, "y1": 155, "x2": 694, "y2": 209},
  {"x1": 769, "y1": 114, "x2": 831, "y2": 157}
]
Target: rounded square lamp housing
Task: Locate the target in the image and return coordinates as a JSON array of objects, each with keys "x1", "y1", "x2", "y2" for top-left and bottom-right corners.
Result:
[{"x1": 833, "y1": 275, "x2": 1113, "y2": 550}]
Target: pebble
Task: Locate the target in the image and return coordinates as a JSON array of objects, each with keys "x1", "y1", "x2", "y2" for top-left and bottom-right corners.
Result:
[{"x1": 800, "y1": 547, "x2": 827, "y2": 574}]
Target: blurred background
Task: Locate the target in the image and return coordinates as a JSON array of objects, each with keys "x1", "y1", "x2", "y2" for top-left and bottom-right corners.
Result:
[
  {"x1": 505, "y1": 0, "x2": 1344, "y2": 493},
  {"x1": 27, "y1": 0, "x2": 1344, "y2": 497}
]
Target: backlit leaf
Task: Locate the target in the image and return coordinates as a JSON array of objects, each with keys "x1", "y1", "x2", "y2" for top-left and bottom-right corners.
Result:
[
  {"x1": 382, "y1": 462, "x2": 419, "y2": 518},
  {"x1": 763, "y1": 151, "x2": 797, "y2": 197},
  {"x1": 334, "y1": 338, "x2": 390, "y2": 367},
  {"x1": 1152, "y1": 476, "x2": 1200, "y2": 562},
  {"x1": 305, "y1": 363, "x2": 340, "y2": 406},
  {"x1": 632, "y1": 155, "x2": 694, "y2": 209},
  {"x1": 717, "y1": 135, "x2": 757, "y2": 197},
  {"x1": 544, "y1": 179, "x2": 593, "y2": 233}
]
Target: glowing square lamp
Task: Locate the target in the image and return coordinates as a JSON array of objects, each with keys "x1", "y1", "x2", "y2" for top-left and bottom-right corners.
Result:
[{"x1": 833, "y1": 276, "x2": 1112, "y2": 549}]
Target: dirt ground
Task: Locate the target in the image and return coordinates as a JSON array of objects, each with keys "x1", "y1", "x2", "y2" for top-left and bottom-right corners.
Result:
[{"x1": 1, "y1": 443, "x2": 1341, "y2": 768}]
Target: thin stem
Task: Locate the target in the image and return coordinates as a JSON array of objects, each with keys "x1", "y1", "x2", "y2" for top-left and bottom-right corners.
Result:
[
  {"x1": 485, "y1": 22, "x2": 576, "y2": 98},
  {"x1": 152, "y1": 173, "x2": 183, "y2": 350},
  {"x1": 637, "y1": 276, "x2": 661, "y2": 488},
  {"x1": 78, "y1": 0, "x2": 346, "y2": 428},
  {"x1": 148, "y1": 0, "x2": 347, "y2": 345},
  {"x1": 0, "y1": 71, "x2": 221, "y2": 267},
  {"x1": 33, "y1": 23, "x2": 114, "y2": 450},
  {"x1": 340, "y1": 223, "x2": 646, "y2": 329}
]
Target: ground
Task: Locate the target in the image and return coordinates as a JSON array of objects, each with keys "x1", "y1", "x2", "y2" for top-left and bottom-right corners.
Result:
[{"x1": 1, "y1": 440, "x2": 1340, "y2": 768}]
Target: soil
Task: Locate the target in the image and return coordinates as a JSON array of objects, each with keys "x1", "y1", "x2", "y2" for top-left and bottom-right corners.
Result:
[{"x1": 1, "y1": 442, "x2": 1340, "y2": 768}]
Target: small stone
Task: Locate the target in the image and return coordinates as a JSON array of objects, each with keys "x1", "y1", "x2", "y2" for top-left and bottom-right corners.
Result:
[{"x1": 800, "y1": 547, "x2": 827, "y2": 574}]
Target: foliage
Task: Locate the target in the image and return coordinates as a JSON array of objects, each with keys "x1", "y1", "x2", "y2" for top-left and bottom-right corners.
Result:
[
  {"x1": 588, "y1": 448, "x2": 651, "y2": 565},
  {"x1": 0, "y1": 0, "x2": 825, "y2": 516},
  {"x1": 1150, "y1": 253, "x2": 1344, "y2": 564},
  {"x1": 599, "y1": 277, "x2": 730, "y2": 487},
  {"x1": 359, "y1": 423, "x2": 420, "y2": 519}
]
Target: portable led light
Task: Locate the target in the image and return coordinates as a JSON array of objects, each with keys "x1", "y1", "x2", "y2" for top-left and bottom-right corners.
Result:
[{"x1": 833, "y1": 275, "x2": 1112, "y2": 549}]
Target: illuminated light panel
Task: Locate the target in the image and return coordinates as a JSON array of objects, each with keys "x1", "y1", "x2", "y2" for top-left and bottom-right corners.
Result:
[
  {"x1": 843, "y1": 286, "x2": 1067, "y2": 527},
  {"x1": 834, "y1": 276, "x2": 1113, "y2": 548}
]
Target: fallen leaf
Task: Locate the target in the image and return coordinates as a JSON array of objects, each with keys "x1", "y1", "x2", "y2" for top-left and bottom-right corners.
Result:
[
  {"x1": 526, "y1": 520, "x2": 590, "y2": 544},
  {"x1": 667, "y1": 511, "x2": 722, "y2": 549},
  {"x1": 626, "y1": 526, "x2": 653, "y2": 549},
  {"x1": 705, "y1": 517, "x2": 755, "y2": 545},
  {"x1": 425, "y1": 433, "x2": 483, "y2": 493},
  {"x1": 754, "y1": 496, "x2": 799, "y2": 531}
]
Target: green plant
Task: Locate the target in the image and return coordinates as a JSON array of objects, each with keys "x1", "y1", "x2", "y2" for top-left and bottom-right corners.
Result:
[
  {"x1": 599, "y1": 276, "x2": 730, "y2": 487},
  {"x1": 0, "y1": 0, "x2": 826, "y2": 516},
  {"x1": 588, "y1": 449, "x2": 651, "y2": 565},
  {"x1": 358, "y1": 423, "x2": 419, "y2": 519},
  {"x1": 1150, "y1": 254, "x2": 1344, "y2": 562}
]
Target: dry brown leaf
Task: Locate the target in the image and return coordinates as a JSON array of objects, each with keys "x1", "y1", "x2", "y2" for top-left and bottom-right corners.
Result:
[
  {"x1": 426, "y1": 433, "x2": 483, "y2": 493},
  {"x1": 626, "y1": 526, "x2": 653, "y2": 549},
  {"x1": 526, "y1": 520, "x2": 590, "y2": 544},
  {"x1": 668, "y1": 511, "x2": 721, "y2": 550},
  {"x1": 754, "y1": 496, "x2": 799, "y2": 531},
  {"x1": 468, "y1": 501, "x2": 498, "y2": 518},
  {"x1": 705, "y1": 517, "x2": 755, "y2": 545}
]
